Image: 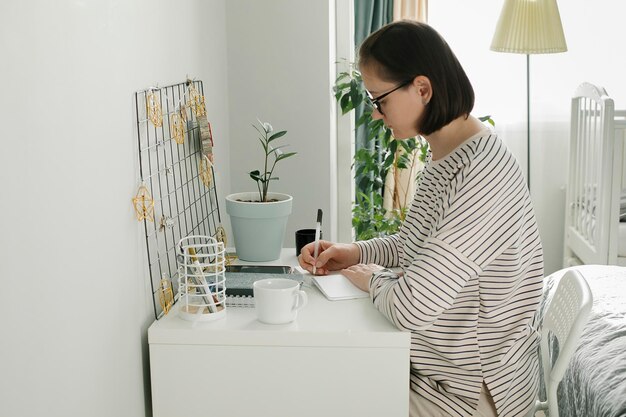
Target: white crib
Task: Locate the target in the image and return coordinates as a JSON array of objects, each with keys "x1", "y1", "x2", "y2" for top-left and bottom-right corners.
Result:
[{"x1": 564, "y1": 82, "x2": 626, "y2": 266}]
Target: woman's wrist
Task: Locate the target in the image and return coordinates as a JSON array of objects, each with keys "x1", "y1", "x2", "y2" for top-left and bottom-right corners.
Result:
[{"x1": 349, "y1": 242, "x2": 362, "y2": 264}]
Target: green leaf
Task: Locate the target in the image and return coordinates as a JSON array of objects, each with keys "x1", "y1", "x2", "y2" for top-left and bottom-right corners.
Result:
[
  {"x1": 350, "y1": 89, "x2": 362, "y2": 107},
  {"x1": 268, "y1": 130, "x2": 287, "y2": 142},
  {"x1": 339, "y1": 94, "x2": 352, "y2": 113},
  {"x1": 258, "y1": 138, "x2": 268, "y2": 154},
  {"x1": 478, "y1": 115, "x2": 495, "y2": 126},
  {"x1": 335, "y1": 73, "x2": 349, "y2": 82},
  {"x1": 249, "y1": 170, "x2": 262, "y2": 181},
  {"x1": 397, "y1": 152, "x2": 410, "y2": 164},
  {"x1": 276, "y1": 151, "x2": 297, "y2": 162},
  {"x1": 252, "y1": 124, "x2": 266, "y2": 138},
  {"x1": 383, "y1": 152, "x2": 395, "y2": 168},
  {"x1": 389, "y1": 140, "x2": 398, "y2": 154},
  {"x1": 356, "y1": 112, "x2": 370, "y2": 127},
  {"x1": 349, "y1": 80, "x2": 361, "y2": 105}
]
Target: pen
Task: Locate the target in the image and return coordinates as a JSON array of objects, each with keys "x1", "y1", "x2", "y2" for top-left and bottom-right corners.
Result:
[
  {"x1": 187, "y1": 247, "x2": 218, "y2": 313},
  {"x1": 312, "y1": 209, "x2": 323, "y2": 275}
]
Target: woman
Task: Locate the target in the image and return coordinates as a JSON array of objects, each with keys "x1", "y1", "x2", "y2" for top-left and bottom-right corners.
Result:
[{"x1": 299, "y1": 21, "x2": 543, "y2": 417}]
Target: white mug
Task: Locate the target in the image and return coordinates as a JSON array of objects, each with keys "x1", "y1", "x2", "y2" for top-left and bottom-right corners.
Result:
[{"x1": 253, "y1": 278, "x2": 308, "y2": 324}]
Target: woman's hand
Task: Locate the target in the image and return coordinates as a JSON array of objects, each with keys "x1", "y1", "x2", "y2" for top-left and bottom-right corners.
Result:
[
  {"x1": 298, "y1": 240, "x2": 360, "y2": 275},
  {"x1": 341, "y1": 263, "x2": 385, "y2": 292}
]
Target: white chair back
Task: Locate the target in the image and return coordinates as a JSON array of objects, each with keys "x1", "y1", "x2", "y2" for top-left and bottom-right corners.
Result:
[{"x1": 529, "y1": 270, "x2": 593, "y2": 417}]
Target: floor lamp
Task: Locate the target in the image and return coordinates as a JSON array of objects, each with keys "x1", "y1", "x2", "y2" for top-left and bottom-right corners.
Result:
[{"x1": 490, "y1": 0, "x2": 567, "y2": 191}]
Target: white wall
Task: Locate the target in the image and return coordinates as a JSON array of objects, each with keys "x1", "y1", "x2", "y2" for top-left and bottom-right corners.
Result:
[
  {"x1": 0, "y1": 1, "x2": 229, "y2": 416},
  {"x1": 224, "y1": 0, "x2": 335, "y2": 246},
  {"x1": 430, "y1": 0, "x2": 626, "y2": 274},
  {"x1": 0, "y1": 1, "x2": 337, "y2": 415}
]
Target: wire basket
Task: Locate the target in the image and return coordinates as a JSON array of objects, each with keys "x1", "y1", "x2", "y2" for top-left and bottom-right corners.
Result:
[{"x1": 177, "y1": 235, "x2": 226, "y2": 322}]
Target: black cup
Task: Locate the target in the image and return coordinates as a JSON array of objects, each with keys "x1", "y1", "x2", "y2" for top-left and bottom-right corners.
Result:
[{"x1": 295, "y1": 229, "x2": 321, "y2": 256}]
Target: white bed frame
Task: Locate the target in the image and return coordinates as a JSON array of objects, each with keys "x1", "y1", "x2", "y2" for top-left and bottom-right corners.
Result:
[{"x1": 564, "y1": 82, "x2": 626, "y2": 266}]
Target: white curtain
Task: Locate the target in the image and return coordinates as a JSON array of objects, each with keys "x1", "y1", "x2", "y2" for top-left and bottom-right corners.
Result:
[
  {"x1": 383, "y1": 150, "x2": 424, "y2": 215},
  {"x1": 393, "y1": 0, "x2": 427, "y2": 22}
]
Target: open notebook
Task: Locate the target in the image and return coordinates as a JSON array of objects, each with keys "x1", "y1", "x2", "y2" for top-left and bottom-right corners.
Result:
[{"x1": 310, "y1": 272, "x2": 369, "y2": 301}]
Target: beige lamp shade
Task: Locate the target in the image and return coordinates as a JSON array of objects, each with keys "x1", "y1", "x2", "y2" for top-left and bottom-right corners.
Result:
[{"x1": 491, "y1": 0, "x2": 567, "y2": 54}]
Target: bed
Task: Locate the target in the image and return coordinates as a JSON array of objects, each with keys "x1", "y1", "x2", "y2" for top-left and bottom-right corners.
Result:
[
  {"x1": 563, "y1": 82, "x2": 626, "y2": 267},
  {"x1": 537, "y1": 265, "x2": 626, "y2": 417}
]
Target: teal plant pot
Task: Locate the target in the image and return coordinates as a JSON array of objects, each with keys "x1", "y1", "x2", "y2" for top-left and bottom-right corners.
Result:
[{"x1": 225, "y1": 192, "x2": 293, "y2": 261}]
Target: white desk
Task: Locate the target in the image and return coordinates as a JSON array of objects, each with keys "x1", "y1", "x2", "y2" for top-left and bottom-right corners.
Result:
[{"x1": 148, "y1": 249, "x2": 410, "y2": 417}]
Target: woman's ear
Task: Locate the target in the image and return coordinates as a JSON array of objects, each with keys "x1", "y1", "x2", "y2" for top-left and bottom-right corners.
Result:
[{"x1": 413, "y1": 75, "x2": 432, "y2": 105}]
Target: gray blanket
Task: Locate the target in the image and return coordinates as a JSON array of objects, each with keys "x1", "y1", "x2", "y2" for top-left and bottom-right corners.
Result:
[{"x1": 539, "y1": 266, "x2": 626, "y2": 417}]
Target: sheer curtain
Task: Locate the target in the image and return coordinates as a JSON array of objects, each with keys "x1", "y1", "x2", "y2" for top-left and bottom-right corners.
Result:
[
  {"x1": 382, "y1": 0, "x2": 427, "y2": 216},
  {"x1": 393, "y1": 0, "x2": 427, "y2": 22}
]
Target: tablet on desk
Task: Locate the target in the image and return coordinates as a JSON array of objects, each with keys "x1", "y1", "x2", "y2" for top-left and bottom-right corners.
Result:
[
  {"x1": 224, "y1": 265, "x2": 301, "y2": 298},
  {"x1": 225, "y1": 265, "x2": 294, "y2": 274}
]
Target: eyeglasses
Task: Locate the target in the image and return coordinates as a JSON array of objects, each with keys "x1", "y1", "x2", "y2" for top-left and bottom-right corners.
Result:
[{"x1": 366, "y1": 80, "x2": 412, "y2": 115}]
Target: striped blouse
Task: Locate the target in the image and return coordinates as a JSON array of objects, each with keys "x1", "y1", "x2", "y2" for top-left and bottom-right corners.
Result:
[{"x1": 355, "y1": 131, "x2": 544, "y2": 417}]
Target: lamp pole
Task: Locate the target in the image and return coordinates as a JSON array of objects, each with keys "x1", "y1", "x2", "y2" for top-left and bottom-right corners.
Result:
[
  {"x1": 526, "y1": 54, "x2": 531, "y2": 191},
  {"x1": 490, "y1": 0, "x2": 568, "y2": 193}
]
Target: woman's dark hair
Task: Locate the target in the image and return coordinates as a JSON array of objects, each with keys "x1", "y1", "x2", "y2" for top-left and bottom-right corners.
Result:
[{"x1": 358, "y1": 20, "x2": 474, "y2": 135}]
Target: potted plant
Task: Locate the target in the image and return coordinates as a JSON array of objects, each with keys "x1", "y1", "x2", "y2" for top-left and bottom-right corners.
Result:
[
  {"x1": 334, "y1": 64, "x2": 429, "y2": 240},
  {"x1": 334, "y1": 63, "x2": 493, "y2": 240},
  {"x1": 225, "y1": 120, "x2": 297, "y2": 261}
]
